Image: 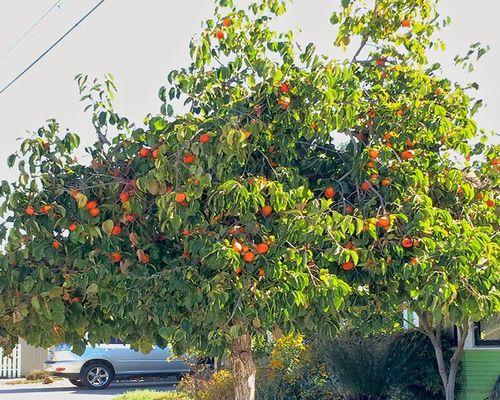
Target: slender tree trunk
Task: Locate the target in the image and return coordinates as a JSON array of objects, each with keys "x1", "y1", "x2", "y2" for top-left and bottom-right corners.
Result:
[
  {"x1": 445, "y1": 324, "x2": 468, "y2": 400},
  {"x1": 418, "y1": 311, "x2": 469, "y2": 400},
  {"x1": 231, "y1": 333, "x2": 256, "y2": 400}
]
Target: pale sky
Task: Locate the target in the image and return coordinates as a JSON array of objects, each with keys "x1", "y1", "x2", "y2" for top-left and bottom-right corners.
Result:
[{"x1": 0, "y1": 1, "x2": 499, "y2": 182}]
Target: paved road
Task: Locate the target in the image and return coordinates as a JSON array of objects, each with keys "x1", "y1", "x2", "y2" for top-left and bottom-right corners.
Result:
[{"x1": 0, "y1": 379, "x2": 177, "y2": 400}]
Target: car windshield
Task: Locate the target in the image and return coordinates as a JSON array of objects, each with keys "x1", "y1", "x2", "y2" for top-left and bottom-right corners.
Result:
[{"x1": 54, "y1": 343, "x2": 72, "y2": 351}]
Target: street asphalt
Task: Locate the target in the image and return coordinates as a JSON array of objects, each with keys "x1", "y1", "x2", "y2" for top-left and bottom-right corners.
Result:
[{"x1": 0, "y1": 378, "x2": 177, "y2": 400}]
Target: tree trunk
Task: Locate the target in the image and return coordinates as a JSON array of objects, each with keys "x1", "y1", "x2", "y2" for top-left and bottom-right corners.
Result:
[
  {"x1": 444, "y1": 324, "x2": 468, "y2": 400},
  {"x1": 418, "y1": 312, "x2": 468, "y2": 400},
  {"x1": 231, "y1": 333, "x2": 256, "y2": 400}
]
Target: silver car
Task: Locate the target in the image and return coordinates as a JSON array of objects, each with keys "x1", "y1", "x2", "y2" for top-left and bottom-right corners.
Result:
[{"x1": 44, "y1": 339, "x2": 191, "y2": 389}]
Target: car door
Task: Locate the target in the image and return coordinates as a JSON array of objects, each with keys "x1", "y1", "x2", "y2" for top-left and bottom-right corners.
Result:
[
  {"x1": 99, "y1": 339, "x2": 146, "y2": 375},
  {"x1": 144, "y1": 345, "x2": 190, "y2": 374}
]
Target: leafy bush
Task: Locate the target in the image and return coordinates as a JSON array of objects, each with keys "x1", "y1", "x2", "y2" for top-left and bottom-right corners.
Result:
[
  {"x1": 319, "y1": 330, "x2": 456, "y2": 400},
  {"x1": 177, "y1": 369, "x2": 234, "y2": 400},
  {"x1": 113, "y1": 390, "x2": 192, "y2": 400},
  {"x1": 257, "y1": 334, "x2": 338, "y2": 400}
]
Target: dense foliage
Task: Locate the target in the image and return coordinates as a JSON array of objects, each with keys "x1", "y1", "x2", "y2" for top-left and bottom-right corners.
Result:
[
  {"x1": 320, "y1": 330, "x2": 454, "y2": 400},
  {"x1": 0, "y1": 0, "x2": 498, "y2": 398}
]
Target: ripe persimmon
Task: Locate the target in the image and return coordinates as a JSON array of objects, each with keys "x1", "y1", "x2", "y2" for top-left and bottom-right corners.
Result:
[
  {"x1": 401, "y1": 19, "x2": 411, "y2": 27},
  {"x1": 261, "y1": 205, "x2": 273, "y2": 217},
  {"x1": 175, "y1": 193, "x2": 186, "y2": 203},
  {"x1": 258, "y1": 268, "x2": 266, "y2": 277},
  {"x1": 401, "y1": 150, "x2": 414, "y2": 160},
  {"x1": 140, "y1": 253, "x2": 150, "y2": 263},
  {"x1": 280, "y1": 82, "x2": 289, "y2": 93},
  {"x1": 215, "y1": 30, "x2": 224, "y2": 39},
  {"x1": 152, "y1": 148, "x2": 160, "y2": 159},
  {"x1": 325, "y1": 187, "x2": 336, "y2": 199},
  {"x1": 376, "y1": 216, "x2": 391, "y2": 228},
  {"x1": 200, "y1": 133, "x2": 210, "y2": 144},
  {"x1": 86, "y1": 200, "x2": 98, "y2": 210},
  {"x1": 223, "y1": 18, "x2": 231, "y2": 27},
  {"x1": 110, "y1": 252, "x2": 122, "y2": 263},
  {"x1": 112, "y1": 225, "x2": 122, "y2": 235},
  {"x1": 341, "y1": 261, "x2": 355, "y2": 271},
  {"x1": 25, "y1": 206, "x2": 35, "y2": 216},
  {"x1": 381, "y1": 178, "x2": 391, "y2": 187},
  {"x1": 89, "y1": 208, "x2": 101, "y2": 217},
  {"x1": 139, "y1": 148, "x2": 151, "y2": 158},
  {"x1": 256, "y1": 243, "x2": 269, "y2": 254},
  {"x1": 401, "y1": 237, "x2": 413, "y2": 248},
  {"x1": 120, "y1": 192, "x2": 130, "y2": 203},
  {"x1": 40, "y1": 205, "x2": 52, "y2": 213},
  {"x1": 52, "y1": 240, "x2": 61, "y2": 249},
  {"x1": 367, "y1": 161, "x2": 375, "y2": 168},
  {"x1": 486, "y1": 199, "x2": 495, "y2": 207},
  {"x1": 243, "y1": 252, "x2": 256, "y2": 263},
  {"x1": 183, "y1": 154, "x2": 196, "y2": 164},
  {"x1": 361, "y1": 180, "x2": 372, "y2": 191},
  {"x1": 345, "y1": 204, "x2": 354, "y2": 214},
  {"x1": 369, "y1": 149, "x2": 379, "y2": 159},
  {"x1": 492, "y1": 158, "x2": 499, "y2": 166},
  {"x1": 69, "y1": 223, "x2": 77, "y2": 232}
]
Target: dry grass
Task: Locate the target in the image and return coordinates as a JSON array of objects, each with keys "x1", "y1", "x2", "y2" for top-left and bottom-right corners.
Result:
[{"x1": 4, "y1": 370, "x2": 60, "y2": 385}]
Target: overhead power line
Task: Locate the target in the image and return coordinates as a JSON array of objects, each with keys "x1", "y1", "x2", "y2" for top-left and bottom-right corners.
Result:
[
  {"x1": 0, "y1": 0, "x2": 106, "y2": 96},
  {"x1": 0, "y1": 0, "x2": 64, "y2": 62}
]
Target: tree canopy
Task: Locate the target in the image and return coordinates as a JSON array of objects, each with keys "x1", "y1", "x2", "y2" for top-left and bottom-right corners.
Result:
[{"x1": 0, "y1": 0, "x2": 498, "y2": 399}]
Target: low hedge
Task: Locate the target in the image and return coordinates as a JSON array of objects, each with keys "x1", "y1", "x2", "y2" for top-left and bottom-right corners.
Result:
[{"x1": 113, "y1": 390, "x2": 192, "y2": 400}]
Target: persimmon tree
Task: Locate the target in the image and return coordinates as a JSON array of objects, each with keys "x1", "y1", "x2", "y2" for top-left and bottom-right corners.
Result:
[
  {"x1": 329, "y1": 2, "x2": 499, "y2": 399},
  {"x1": 0, "y1": 0, "x2": 498, "y2": 399}
]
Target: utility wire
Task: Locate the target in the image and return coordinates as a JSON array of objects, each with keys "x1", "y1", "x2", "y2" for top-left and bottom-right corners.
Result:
[
  {"x1": 0, "y1": 0, "x2": 106, "y2": 96},
  {"x1": 0, "y1": 0, "x2": 64, "y2": 62}
]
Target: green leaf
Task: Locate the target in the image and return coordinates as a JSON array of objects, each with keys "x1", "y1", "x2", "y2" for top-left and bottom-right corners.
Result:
[
  {"x1": 31, "y1": 296, "x2": 40, "y2": 312},
  {"x1": 102, "y1": 220, "x2": 114, "y2": 235}
]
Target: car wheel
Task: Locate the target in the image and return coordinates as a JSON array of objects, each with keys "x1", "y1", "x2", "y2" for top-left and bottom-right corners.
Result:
[
  {"x1": 81, "y1": 364, "x2": 113, "y2": 389},
  {"x1": 68, "y1": 378, "x2": 84, "y2": 387}
]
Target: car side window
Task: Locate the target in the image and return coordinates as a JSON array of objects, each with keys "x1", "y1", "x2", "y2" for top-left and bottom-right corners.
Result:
[{"x1": 109, "y1": 337, "x2": 124, "y2": 345}]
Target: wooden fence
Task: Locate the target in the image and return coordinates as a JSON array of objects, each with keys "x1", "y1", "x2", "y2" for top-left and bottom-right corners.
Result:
[{"x1": 0, "y1": 344, "x2": 21, "y2": 378}]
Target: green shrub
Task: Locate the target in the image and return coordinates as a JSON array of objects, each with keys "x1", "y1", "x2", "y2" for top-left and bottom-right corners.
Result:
[
  {"x1": 319, "y1": 330, "x2": 456, "y2": 400},
  {"x1": 257, "y1": 334, "x2": 338, "y2": 400},
  {"x1": 177, "y1": 369, "x2": 234, "y2": 400},
  {"x1": 113, "y1": 390, "x2": 192, "y2": 400}
]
